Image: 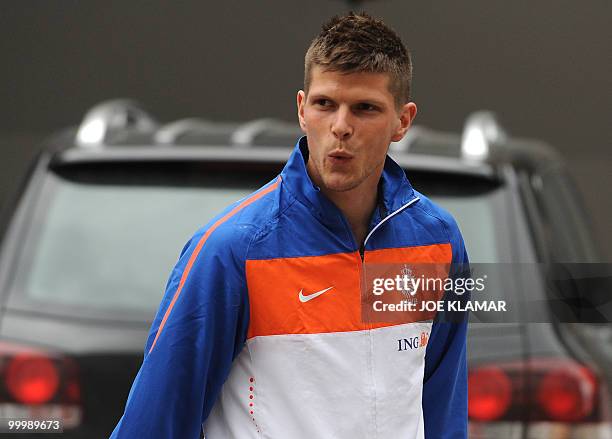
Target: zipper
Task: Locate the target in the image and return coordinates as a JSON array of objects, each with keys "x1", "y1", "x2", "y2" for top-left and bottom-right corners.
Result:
[
  {"x1": 331, "y1": 195, "x2": 419, "y2": 438},
  {"x1": 342, "y1": 195, "x2": 422, "y2": 329},
  {"x1": 353, "y1": 195, "x2": 421, "y2": 284},
  {"x1": 356, "y1": 195, "x2": 421, "y2": 324},
  {"x1": 362, "y1": 195, "x2": 420, "y2": 438},
  {"x1": 362, "y1": 196, "x2": 420, "y2": 251}
]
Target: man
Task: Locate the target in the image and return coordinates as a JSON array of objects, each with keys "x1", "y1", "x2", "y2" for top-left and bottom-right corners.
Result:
[{"x1": 111, "y1": 12, "x2": 468, "y2": 439}]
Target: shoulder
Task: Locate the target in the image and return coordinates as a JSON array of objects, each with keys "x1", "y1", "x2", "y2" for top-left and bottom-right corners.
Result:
[
  {"x1": 183, "y1": 176, "x2": 283, "y2": 263},
  {"x1": 412, "y1": 190, "x2": 462, "y2": 241},
  {"x1": 411, "y1": 190, "x2": 468, "y2": 264}
]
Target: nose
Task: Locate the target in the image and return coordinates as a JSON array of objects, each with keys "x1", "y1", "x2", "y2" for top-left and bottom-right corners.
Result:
[{"x1": 331, "y1": 106, "x2": 353, "y2": 141}]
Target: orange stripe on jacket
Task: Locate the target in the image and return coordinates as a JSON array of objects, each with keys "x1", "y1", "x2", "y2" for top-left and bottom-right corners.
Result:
[
  {"x1": 365, "y1": 243, "x2": 452, "y2": 264},
  {"x1": 148, "y1": 177, "x2": 282, "y2": 354},
  {"x1": 361, "y1": 243, "x2": 452, "y2": 324},
  {"x1": 246, "y1": 243, "x2": 453, "y2": 339}
]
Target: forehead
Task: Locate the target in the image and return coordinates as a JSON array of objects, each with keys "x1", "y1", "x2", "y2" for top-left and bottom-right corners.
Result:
[{"x1": 307, "y1": 66, "x2": 394, "y2": 103}]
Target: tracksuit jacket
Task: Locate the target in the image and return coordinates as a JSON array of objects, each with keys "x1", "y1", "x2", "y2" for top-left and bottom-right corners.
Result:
[{"x1": 111, "y1": 137, "x2": 469, "y2": 439}]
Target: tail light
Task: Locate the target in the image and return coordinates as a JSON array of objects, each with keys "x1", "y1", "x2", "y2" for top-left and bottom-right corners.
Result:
[
  {"x1": 0, "y1": 341, "x2": 82, "y2": 428},
  {"x1": 468, "y1": 359, "x2": 605, "y2": 423},
  {"x1": 469, "y1": 358, "x2": 604, "y2": 423},
  {"x1": 468, "y1": 359, "x2": 610, "y2": 439},
  {"x1": 536, "y1": 365, "x2": 597, "y2": 422},
  {"x1": 6, "y1": 354, "x2": 60, "y2": 404},
  {"x1": 468, "y1": 366, "x2": 513, "y2": 421}
]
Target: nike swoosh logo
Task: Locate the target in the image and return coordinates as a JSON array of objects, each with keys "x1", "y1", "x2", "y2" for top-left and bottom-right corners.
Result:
[{"x1": 298, "y1": 286, "x2": 334, "y2": 303}]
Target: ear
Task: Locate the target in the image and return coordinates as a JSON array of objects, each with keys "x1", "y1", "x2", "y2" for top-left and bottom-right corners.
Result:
[
  {"x1": 297, "y1": 90, "x2": 307, "y2": 133},
  {"x1": 391, "y1": 102, "x2": 418, "y2": 142}
]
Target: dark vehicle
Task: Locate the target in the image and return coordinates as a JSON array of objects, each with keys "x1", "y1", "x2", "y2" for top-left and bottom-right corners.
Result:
[{"x1": 0, "y1": 100, "x2": 609, "y2": 438}]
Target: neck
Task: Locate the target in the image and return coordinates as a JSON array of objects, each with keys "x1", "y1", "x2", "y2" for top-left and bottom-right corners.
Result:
[{"x1": 321, "y1": 176, "x2": 380, "y2": 249}]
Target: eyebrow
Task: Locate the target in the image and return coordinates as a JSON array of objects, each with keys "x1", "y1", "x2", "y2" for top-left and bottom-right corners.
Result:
[{"x1": 308, "y1": 94, "x2": 388, "y2": 108}]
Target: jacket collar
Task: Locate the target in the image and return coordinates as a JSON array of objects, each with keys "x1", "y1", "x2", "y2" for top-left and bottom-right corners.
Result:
[{"x1": 281, "y1": 137, "x2": 416, "y2": 226}]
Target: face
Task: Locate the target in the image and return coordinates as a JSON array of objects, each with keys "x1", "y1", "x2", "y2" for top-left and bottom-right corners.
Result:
[{"x1": 297, "y1": 66, "x2": 417, "y2": 194}]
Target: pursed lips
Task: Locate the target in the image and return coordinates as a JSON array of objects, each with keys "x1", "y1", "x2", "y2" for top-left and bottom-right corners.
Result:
[{"x1": 327, "y1": 150, "x2": 354, "y2": 164}]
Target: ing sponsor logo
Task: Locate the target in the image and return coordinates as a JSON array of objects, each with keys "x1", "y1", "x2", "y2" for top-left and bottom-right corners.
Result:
[{"x1": 397, "y1": 332, "x2": 429, "y2": 351}]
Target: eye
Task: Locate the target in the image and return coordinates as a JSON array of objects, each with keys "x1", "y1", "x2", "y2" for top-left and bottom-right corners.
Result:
[
  {"x1": 356, "y1": 103, "x2": 378, "y2": 112},
  {"x1": 314, "y1": 99, "x2": 333, "y2": 108}
]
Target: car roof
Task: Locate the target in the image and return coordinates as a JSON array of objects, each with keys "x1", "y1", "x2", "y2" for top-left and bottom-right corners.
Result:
[{"x1": 44, "y1": 100, "x2": 564, "y2": 181}]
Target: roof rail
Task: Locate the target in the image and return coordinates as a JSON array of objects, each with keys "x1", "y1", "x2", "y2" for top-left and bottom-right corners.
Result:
[
  {"x1": 230, "y1": 118, "x2": 300, "y2": 146},
  {"x1": 76, "y1": 99, "x2": 157, "y2": 147},
  {"x1": 154, "y1": 118, "x2": 215, "y2": 144},
  {"x1": 461, "y1": 111, "x2": 508, "y2": 160}
]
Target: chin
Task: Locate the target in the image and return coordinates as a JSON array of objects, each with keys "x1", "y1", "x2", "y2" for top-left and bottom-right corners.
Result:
[{"x1": 321, "y1": 176, "x2": 361, "y2": 193}]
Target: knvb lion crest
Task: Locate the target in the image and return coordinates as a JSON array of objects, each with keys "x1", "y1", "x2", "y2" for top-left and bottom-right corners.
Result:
[{"x1": 399, "y1": 264, "x2": 417, "y2": 298}]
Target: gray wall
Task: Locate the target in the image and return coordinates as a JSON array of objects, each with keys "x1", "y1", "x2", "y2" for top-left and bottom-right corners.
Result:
[{"x1": 1, "y1": 0, "x2": 610, "y2": 257}]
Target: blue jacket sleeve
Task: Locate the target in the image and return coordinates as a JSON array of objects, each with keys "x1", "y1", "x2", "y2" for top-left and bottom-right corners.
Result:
[
  {"x1": 422, "y1": 223, "x2": 470, "y2": 438},
  {"x1": 110, "y1": 223, "x2": 251, "y2": 439}
]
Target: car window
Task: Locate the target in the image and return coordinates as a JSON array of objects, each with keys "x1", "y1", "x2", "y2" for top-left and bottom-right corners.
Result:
[
  {"x1": 8, "y1": 164, "x2": 273, "y2": 318},
  {"x1": 531, "y1": 168, "x2": 601, "y2": 262},
  {"x1": 22, "y1": 176, "x2": 254, "y2": 313},
  {"x1": 430, "y1": 193, "x2": 501, "y2": 263},
  {"x1": 7, "y1": 164, "x2": 509, "y2": 318}
]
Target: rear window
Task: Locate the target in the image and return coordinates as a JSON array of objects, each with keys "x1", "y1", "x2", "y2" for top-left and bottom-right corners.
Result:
[{"x1": 7, "y1": 162, "x2": 508, "y2": 318}]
